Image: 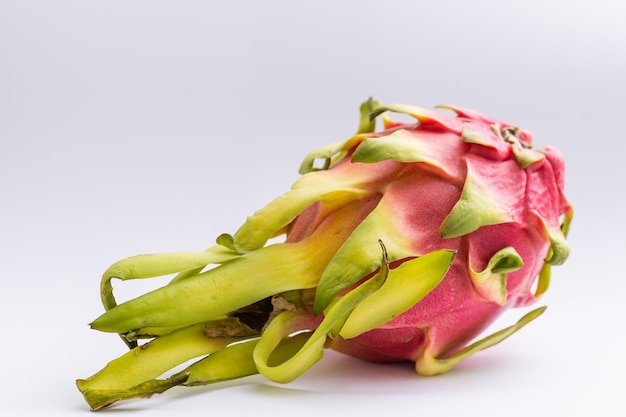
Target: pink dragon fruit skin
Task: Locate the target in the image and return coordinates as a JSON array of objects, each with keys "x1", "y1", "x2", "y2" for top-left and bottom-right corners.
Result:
[
  {"x1": 80, "y1": 99, "x2": 572, "y2": 409},
  {"x1": 282, "y1": 102, "x2": 573, "y2": 373}
]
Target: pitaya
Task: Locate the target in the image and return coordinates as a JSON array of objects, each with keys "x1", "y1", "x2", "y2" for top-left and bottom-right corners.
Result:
[{"x1": 77, "y1": 98, "x2": 572, "y2": 410}]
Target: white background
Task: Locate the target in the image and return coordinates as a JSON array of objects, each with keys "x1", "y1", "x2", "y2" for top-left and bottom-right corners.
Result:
[{"x1": 1, "y1": 1, "x2": 624, "y2": 415}]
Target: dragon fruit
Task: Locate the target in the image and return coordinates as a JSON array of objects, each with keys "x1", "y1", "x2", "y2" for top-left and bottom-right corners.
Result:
[{"x1": 77, "y1": 98, "x2": 572, "y2": 410}]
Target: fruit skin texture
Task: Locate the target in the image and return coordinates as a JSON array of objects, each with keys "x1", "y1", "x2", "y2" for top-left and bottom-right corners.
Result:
[
  {"x1": 79, "y1": 99, "x2": 572, "y2": 410},
  {"x1": 282, "y1": 102, "x2": 573, "y2": 374}
]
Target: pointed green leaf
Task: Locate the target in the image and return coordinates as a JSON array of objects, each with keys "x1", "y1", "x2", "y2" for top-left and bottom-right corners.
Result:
[
  {"x1": 436, "y1": 105, "x2": 498, "y2": 124},
  {"x1": 461, "y1": 125, "x2": 497, "y2": 147},
  {"x1": 254, "y1": 243, "x2": 388, "y2": 383},
  {"x1": 168, "y1": 243, "x2": 242, "y2": 285},
  {"x1": 415, "y1": 306, "x2": 546, "y2": 376},
  {"x1": 182, "y1": 332, "x2": 312, "y2": 386},
  {"x1": 253, "y1": 310, "x2": 326, "y2": 384},
  {"x1": 544, "y1": 205, "x2": 573, "y2": 266},
  {"x1": 78, "y1": 372, "x2": 188, "y2": 411},
  {"x1": 534, "y1": 262, "x2": 551, "y2": 297},
  {"x1": 90, "y1": 241, "x2": 329, "y2": 334},
  {"x1": 351, "y1": 129, "x2": 463, "y2": 179},
  {"x1": 545, "y1": 228, "x2": 571, "y2": 266},
  {"x1": 357, "y1": 97, "x2": 381, "y2": 134},
  {"x1": 298, "y1": 136, "x2": 364, "y2": 175},
  {"x1": 352, "y1": 130, "x2": 423, "y2": 163},
  {"x1": 76, "y1": 322, "x2": 234, "y2": 409},
  {"x1": 313, "y1": 193, "x2": 417, "y2": 314},
  {"x1": 561, "y1": 205, "x2": 574, "y2": 238},
  {"x1": 440, "y1": 179, "x2": 510, "y2": 239},
  {"x1": 469, "y1": 246, "x2": 522, "y2": 305},
  {"x1": 512, "y1": 144, "x2": 545, "y2": 168},
  {"x1": 233, "y1": 168, "x2": 372, "y2": 253},
  {"x1": 340, "y1": 249, "x2": 455, "y2": 338},
  {"x1": 535, "y1": 207, "x2": 572, "y2": 266},
  {"x1": 370, "y1": 103, "x2": 462, "y2": 132},
  {"x1": 458, "y1": 123, "x2": 512, "y2": 159},
  {"x1": 440, "y1": 157, "x2": 525, "y2": 239},
  {"x1": 101, "y1": 246, "x2": 241, "y2": 317},
  {"x1": 182, "y1": 338, "x2": 259, "y2": 386}
]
